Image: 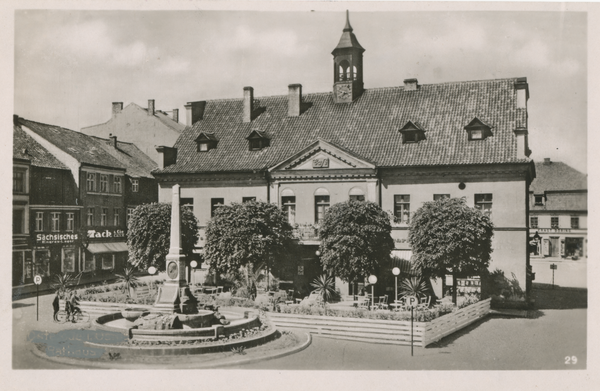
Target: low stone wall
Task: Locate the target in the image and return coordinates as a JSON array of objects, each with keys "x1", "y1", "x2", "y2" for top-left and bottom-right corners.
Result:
[{"x1": 268, "y1": 298, "x2": 491, "y2": 347}]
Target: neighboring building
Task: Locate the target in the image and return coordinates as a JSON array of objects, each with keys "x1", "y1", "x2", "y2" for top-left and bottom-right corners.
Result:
[
  {"x1": 13, "y1": 116, "x2": 158, "y2": 295},
  {"x1": 80, "y1": 100, "x2": 185, "y2": 164},
  {"x1": 13, "y1": 123, "x2": 80, "y2": 291},
  {"x1": 90, "y1": 135, "x2": 159, "y2": 227},
  {"x1": 153, "y1": 14, "x2": 536, "y2": 297},
  {"x1": 529, "y1": 158, "x2": 587, "y2": 259}
]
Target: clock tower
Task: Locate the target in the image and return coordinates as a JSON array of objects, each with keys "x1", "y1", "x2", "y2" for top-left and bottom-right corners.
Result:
[{"x1": 332, "y1": 11, "x2": 365, "y2": 104}]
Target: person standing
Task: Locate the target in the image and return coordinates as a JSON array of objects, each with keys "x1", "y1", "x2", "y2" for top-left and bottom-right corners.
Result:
[{"x1": 52, "y1": 292, "x2": 60, "y2": 322}]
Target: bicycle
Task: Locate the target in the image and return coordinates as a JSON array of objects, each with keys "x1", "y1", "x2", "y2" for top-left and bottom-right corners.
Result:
[{"x1": 55, "y1": 309, "x2": 90, "y2": 324}]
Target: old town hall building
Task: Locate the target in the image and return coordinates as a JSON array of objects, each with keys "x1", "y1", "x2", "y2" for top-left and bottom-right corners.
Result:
[{"x1": 153, "y1": 14, "x2": 536, "y2": 297}]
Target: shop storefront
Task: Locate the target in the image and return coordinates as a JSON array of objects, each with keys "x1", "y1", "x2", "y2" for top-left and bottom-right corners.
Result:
[
  {"x1": 83, "y1": 228, "x2": 129, "y2": 273},
  {"x1": 534, "y1": 228, "x2": 587, "y2": 259}
]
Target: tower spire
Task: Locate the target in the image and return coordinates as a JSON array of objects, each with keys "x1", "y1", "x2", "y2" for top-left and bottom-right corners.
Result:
[{"x1": 344, "y1": 10, "x2": 353, "y2": 32}]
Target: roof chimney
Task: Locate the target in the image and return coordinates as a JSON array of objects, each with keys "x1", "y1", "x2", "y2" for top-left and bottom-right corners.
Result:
[
  {"x1": 109, "y1": 133, "x2": 117, "y2": 148},
  {"x1": 288, "y1": 84, "x2": 302, "y2": 117},
  {"x1": 112, "y1": 102, "x2": 123, "y2": 118},
  {"x1": 404, "y1": 78, "x2": 419, "y2": 91},
  {"x1": 185, "y1": 101, "x2": 207, "y2": 126},
  {"x1": 243, "y1": 87, "x2": 254, "y2": 123},
  {"x1": 148, "y1": 99, "x2": 155, "y2": 116},
  {"x1": 172, "y1": 109, "x2": 179, "y2": 123},
  {"x1": 544, "y1": 158, "x2": 552, "y2": 165}
]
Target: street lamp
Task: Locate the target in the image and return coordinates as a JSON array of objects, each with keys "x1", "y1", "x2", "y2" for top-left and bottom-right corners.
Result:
[
  {"x1": 148, "y1": 266, "x2": 157, "y2": 275},
  {"x1": 190, "y1": 260, "x2": 198, "y2": 286},
  {"x1": 368, "y1": 275, "x2": 377, "y2": 309},
  {"x1": 315, "y1": 250, "x2": 321, "y2": 256},
  {"x1": 392, "y1": 267, "x2": 400, "y2": 303}
]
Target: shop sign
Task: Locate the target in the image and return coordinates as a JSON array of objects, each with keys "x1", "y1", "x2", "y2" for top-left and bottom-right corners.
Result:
[
  {"x1": 36, "y1": 232, "x2": 78, "y2": 244},
  {"x1": 539, "y1": 228, "x2": 571, "y2": 233},
  {"x1": 87, "y1": 229, "x2": 125, "y2": 239}
]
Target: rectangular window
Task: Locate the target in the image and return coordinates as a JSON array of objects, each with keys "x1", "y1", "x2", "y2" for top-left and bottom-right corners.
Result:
[
  {"x1": 51, "y1": 212, "x2": 60, "y2": 232},
  {"x1": 551, "y1": 217, "x2": 559, "y2": 229},
  {"x1": 83, "y1": 252, "x2": 95, "y2": 271},
  {"x1": 35, "y1": 212, "x2": 44, "y2": 231},
  {"x1": 530, "y1": 216, "x2": 538, "y2": 229},
  {"x1": 242, "y1": 197, "x2": 256, "y2": 203},
  {"x1": 282, "y1": 196, "x2": 296, "y2": 224},
  {"x1": 211, "y1": 198, "x2": 224, "y2": 217},
  {"x1": 62, "y1": 247, "x2": 77, "y2": 273},
  {"x1": 131, "y1": 179, "x2": 139, "y2": 192},
  {"x1": 534, "y1": 195, "x2": 544, "y2": 206},
  {"x1": 434, "y1": 194, "x2": 450, "y2": 201},
  {"x1": 13, "y1": 209, "x2": 24, "y2": 234},
  {"x1": 87, "y1": 208, "x2": 94, "y2": 226},
  {"x1": 314, "y1": 195, "x2": 330, "y2": 224},
  {"x1": 86, "y1": 172, "x2": 96, "y2": 192},
  {"x1": 114, "y1": 177, "x2": 122, "y2": 193},
  {"x1": 249, "y1": 139, "x2": 262, "y2": 151},
  {"x1": 102, "y1": 254, "x2": 115, "y2": 270},
  {"x1": 66, "y1": 213, "x2": 75, "y2": 232},
  {"x1": 571, "y1": 217, "x2": 579, "y2": 229},
  {"x1": 100, "y1": 174, "x2": 108, "y2": 192},
  {"x1": 181, "y1": 198, "x2": 194, "y2": 212},
  {"x1": 474, "y1": 194, "x2": 493, "y2": 217},
  {"x1": 470, "y1": 130, "x2": 483, "y2": 140},
  {"x1": 101, "y1": 208, "x2": 108, "y2": 226},
  {"x1": 127, "y1": 207, "x2": 135, "y2": 226},
  {"x1": 114, "y1": 208, "x2": 120, "y2": 226},
  {"x1": 33, "y1": 249, "x2": 51, "y2": 277},
  {"x1": 199, "y1": 142, "x2": 209, "y2": 152},
  {"x1": 394, "y1": 195, "x2": 411, "y2": 224},
  {"x1": 13, "y1": 170, "x2": 25, "y2": 193}
]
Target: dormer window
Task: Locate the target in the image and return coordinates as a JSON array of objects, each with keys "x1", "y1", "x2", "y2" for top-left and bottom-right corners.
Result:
[
  {"x1": 464, "y1": 118, "x2": 493, "y2": 141},
  {"x1": 195, "y1": 132, "x2": 218, "y2": 152},
  {"x1": 399, "y1": 121, "x2": 426, "y2": 144},
  {"x1": 246, "y1": 130, "x2": 270, "y2": 151},
  {"x1": 534, "y1": 194, "x2": 545, "y2": 206}
]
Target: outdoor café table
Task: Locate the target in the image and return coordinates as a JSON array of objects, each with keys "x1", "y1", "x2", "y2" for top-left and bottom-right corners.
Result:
[{"x1": 389, "y1": 300, "x2": 405, "y2": 311}]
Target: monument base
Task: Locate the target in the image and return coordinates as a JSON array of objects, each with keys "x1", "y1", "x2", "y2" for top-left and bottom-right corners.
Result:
[{"x1": 153, "y1": 281, "x2": 198, "y2": 314}]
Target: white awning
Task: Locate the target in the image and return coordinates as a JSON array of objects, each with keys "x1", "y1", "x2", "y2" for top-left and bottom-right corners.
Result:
[{"x1": 86, "y1": 242, "x2": 128, "y2": 254}]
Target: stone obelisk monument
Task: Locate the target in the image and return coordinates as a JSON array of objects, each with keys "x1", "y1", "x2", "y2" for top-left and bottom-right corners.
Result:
[{"x1": 153, "y1": 184, "x2": 197, "y2": 314}]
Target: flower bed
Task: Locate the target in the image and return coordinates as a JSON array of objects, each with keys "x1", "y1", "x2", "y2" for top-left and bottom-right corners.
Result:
[
  {"x1": 277, "y1": 303, "x2": 455, "y2": 322},
  {"x1": 268, "y1": 298, "x2": 491, "y2": 347}
]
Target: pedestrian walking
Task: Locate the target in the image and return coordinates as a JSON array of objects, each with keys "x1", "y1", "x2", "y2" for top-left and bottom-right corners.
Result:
[{"x1": 52, "y1": 292, "x2": 60, "y2": 322}]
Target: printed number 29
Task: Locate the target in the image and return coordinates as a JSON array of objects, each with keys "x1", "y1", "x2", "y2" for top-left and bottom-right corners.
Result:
[{"x1": 565, "y1": 356, "x2": 578, "y2": 364}]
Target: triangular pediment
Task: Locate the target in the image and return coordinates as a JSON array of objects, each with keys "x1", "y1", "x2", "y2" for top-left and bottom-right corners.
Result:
[{"x1": 269, "y1": 139, "x2": 375, "y2": 172}]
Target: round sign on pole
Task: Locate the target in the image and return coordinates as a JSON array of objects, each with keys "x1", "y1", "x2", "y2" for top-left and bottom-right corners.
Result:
[
  {"x1": 33, "y1": 275, "x2": 43, "y2": 285},
  {"x1": 405, "y1": 295, "x2": 419, "y2": 308}
]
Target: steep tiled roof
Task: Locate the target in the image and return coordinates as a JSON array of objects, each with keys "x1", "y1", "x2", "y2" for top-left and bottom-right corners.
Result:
[
  {"x1": 17, "y1": 117, "x2": 125, "y2": 169},
  {"x1": 91, "y1": 136, "x2": 158, "y2": 178},
  {"x1": 156, "y1": 78, "x2": 530, "y2": 174},
  {"x1": 13, "y1": 125, "x2": 69, "y2": 170},
  {"x1": 531, "y1": 161, "x2": 587, "y2": 193}
]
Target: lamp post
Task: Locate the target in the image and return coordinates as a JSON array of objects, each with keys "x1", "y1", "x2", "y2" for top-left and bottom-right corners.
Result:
[
  {"x1": 148, "y1": 266, "x2": 157, "y2": 291},
  {"x1": 392, "y1": 267, "x2": 400, "y2": 302},
  {"x1": 368, "y1": 275, "x2": 377, "y2": 310},
  {"x1": 190, "y1": 260, "x2": 198, "y2": 286}
]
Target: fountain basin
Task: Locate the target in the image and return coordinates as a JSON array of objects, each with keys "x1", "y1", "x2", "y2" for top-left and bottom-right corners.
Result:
[{"x1": 121, "y1": 308, "x2": 150, "y2": 323}]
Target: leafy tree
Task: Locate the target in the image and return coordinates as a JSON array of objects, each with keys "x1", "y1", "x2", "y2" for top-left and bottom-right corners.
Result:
[
  {"x1": 408, "y1": 197, "x2": 494, "y2": 304},
  {"x1": 127, "y1": 203, "x2": 199, "y2": 272},
  {"x1": 204, "y1": 200, "x2": 295, "y2": 279},
  {"x1": 318, "y1": 201, "x2": 394, "y2": 290}
]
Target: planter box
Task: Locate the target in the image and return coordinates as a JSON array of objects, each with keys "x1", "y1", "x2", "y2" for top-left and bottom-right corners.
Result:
[{"x1": 268, "y1": 298, "x2": 491, "y2": 347}]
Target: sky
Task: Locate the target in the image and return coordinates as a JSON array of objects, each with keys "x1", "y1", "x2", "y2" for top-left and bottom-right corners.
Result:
[{"x1": 12, "y1": 4, "x2": 589, "y2": 173}]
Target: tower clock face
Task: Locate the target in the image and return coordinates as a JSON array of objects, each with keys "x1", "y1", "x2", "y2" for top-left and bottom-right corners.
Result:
[
  {"x1": 337, "y1": 84, "x2": 352, "y2": 100},
  {"x1": 167, "y1": 261, "x2": 178, "y2": 279}
]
